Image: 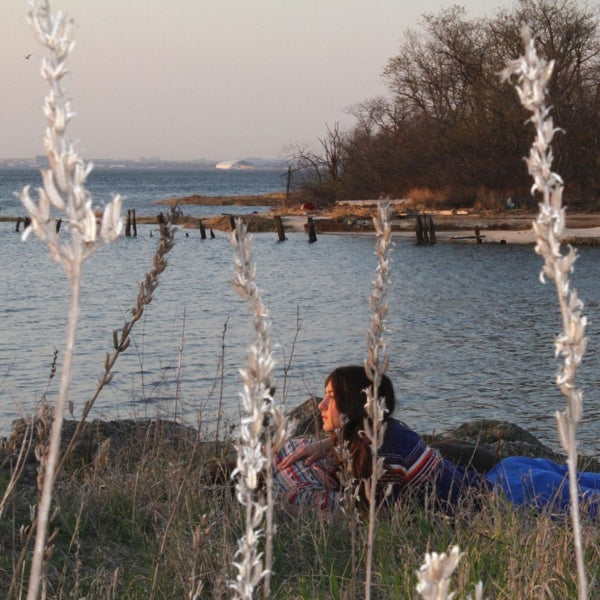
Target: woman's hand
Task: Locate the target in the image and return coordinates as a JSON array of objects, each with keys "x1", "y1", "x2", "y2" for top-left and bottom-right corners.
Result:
[{"x1": 278, "y1": 438, "x2": 333, "y2": 470}]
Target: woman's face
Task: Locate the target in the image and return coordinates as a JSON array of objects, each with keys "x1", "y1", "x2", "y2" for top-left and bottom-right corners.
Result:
[{"x1": 318, "y1": 381, "x2": 342, "y2": 432}]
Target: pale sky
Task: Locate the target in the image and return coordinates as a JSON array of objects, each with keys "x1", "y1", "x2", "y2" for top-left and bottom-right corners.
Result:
[{"x1": 3, "y1": 0, "x2": 513, "y2": 162}]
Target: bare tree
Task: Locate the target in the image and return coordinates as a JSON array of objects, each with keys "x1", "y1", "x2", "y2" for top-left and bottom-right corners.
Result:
[
  {"x1": 340, "y1": 0, "x2": 600, "y2": 203},
  {"x1": 287, "y1": 123, "x2": 346, "y2": 204}
]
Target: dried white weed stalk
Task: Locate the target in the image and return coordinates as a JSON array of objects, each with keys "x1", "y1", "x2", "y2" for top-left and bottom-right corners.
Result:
[
  {"x1": 416, "y1": 546, "x2": 484, "y2": 600},
  {"x1": 363, "y1": 202, "x2": 393, "y2": 599},
  {"x1": 229, "y1": 218, "x2": 291, "y2": 599},
  {"x1": 21, "y1": 2, "x2": 122, "y2": 599},
  {"x1": 502, "y1": 27, "x2": 588, "y2": 600}
]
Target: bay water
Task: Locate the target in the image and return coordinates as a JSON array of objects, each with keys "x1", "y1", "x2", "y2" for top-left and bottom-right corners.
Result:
[{"x1": 1, "y1": 167, "x2": 599, "y2": 455}]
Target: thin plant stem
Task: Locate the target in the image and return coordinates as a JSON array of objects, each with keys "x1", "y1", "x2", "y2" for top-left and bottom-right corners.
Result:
[
  {"x1": 28, "y1": 262, "x2": 80, "y2": 600},
  {"x1": 280, "y1": 304, "x2": 303, "y2": 403},
  {"x1": 262, "y1": 424, "x2": 274, "y2": 600},
  {"x1": 0, "y1": 422, "x2": 34, "y2": 519},
  {"x1": 174, "y1": 306, "x2": 187, "y2": 421},
  {"x1": 333, "y1": 434, "x2": 361, "y2": 600},
  {"x1": 214, "y1": 317, "x2": 229, "y2": 448},
  {"x1": 363, "y1": 201, "x2": 393, "y2": 600}
]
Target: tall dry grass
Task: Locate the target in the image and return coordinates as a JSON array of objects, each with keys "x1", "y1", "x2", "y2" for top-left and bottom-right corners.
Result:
[
  {"x1": 5, "y1": 459, "x2": 600, "y2": 598},
  {"x1": 503, "y1": 27, "x2": 589, "y2": 600},
  {"x1": 362, "y1": 202, "x2": 393, "y2": 600},
  {"x1": 20, "y1": 2, "x2": 122, "y2": 598}
]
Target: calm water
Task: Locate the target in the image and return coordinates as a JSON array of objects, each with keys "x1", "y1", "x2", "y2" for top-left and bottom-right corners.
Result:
[
  {"x1": 1, "y1": 168, "x2": 599, "y2": 455},
  {"x1": 0, "y1": 167, "x2": 285, "y2": 217}
]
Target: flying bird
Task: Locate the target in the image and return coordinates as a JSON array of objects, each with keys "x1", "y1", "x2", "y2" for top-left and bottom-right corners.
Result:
[{"x1": 24, "y1": 53, "x2": 34, "y2": 59}]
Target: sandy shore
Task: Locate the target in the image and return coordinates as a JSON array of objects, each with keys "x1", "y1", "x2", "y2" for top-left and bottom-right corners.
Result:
[
  {"x1": 278, "y1": 212, "x2": 600, "y2": 245},
  {"x1": 413, "y1": 226, "x2": 600, "y2": 244}
]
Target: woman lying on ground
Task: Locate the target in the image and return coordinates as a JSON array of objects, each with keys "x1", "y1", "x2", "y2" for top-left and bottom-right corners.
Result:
[
  {"x1": 274, "y1": 365, "x2": 486, "y2": 512},
  {"x1": 274, "y1": 365, "x2": 600, "y2": 517}
]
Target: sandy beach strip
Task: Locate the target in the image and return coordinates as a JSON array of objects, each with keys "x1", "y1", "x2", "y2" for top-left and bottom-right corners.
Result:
[{"x1": 280, "y1": 216, "x2": 600, "y2": 244}]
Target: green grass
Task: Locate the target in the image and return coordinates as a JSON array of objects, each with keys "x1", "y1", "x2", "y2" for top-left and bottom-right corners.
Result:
[{"x1": 3, "y1": 420, "x2": 600, "y2": 598}]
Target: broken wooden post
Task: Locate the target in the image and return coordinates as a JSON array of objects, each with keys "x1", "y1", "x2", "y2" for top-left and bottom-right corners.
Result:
[
  {"x1": 422, "y1": 215, "x2": 430, "y2": 244},
  {"x1": 157, "y1": 212, "x2": 167, "y2": 237},
  {"x1": 307, "y1": 217, "x2": 317, "y2": 243},
  {"x1": 198, "y1": 219, "x2": 206, "y2": 240},
  {"x1": 274, "y1": 215, "x2": 286, "y2": 241},
  {"x1": 415, "y1": 214, "x2": 424, "y2": 245},
  {"x1": 416, "y1": 214, "x2": 436, "y2": 245},
  {"x1": 428, "y1": 214, "x2": 436, "y2": 244},
  {"x1": 132, "y1": 209, "x2": 137, "y2": 237},
  {"x1": 125, "y1": 210, "x2": 132, "y2": 237},
  {"x1": 285, "y1": 166, "x2": 292, "y2": 208}
]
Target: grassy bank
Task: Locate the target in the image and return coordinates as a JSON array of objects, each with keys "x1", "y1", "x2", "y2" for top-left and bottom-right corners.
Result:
[{"x1": 2, "y1": 417, "x2": 600, "y2": 599}]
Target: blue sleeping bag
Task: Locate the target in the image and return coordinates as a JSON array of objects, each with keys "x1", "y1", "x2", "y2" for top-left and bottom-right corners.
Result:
[{"x1": 486, "y1": 456, "x2": 600, "y2": 518}]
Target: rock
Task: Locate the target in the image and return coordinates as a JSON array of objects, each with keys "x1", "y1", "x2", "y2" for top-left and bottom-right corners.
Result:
[
  {"x1": 0, "y1": 417, "x2": 235, "y2": 487},
  {"x1": 2, "y1": 402, "x2": 598, "y2": 486},
  {"x1": 286, "y1": 399, "x2": 600, "y2": 474},
  {"x1": 429, "y1": 419, "x2": 562, "y2": 462},
  {"x1": 287, "y1": 396, "x2": 323, "y2": 437}
]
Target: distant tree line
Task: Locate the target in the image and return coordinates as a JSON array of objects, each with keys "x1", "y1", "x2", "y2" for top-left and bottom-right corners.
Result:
[{"x1": 289, "y1": 0, "x2": 600, "y2": 208}]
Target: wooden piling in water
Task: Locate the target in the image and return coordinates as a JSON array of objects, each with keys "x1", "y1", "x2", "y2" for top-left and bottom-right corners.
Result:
[
  {"x1": 229, "y1": 215, "x2": 236, "y2": 231},
  {"x1": 275, "y1": 215, "x2": 286, "y2": 241},
  {"x1": 210, "y1": 229, "x2": 215, "y2": 239},
  {"x1": 125, "y1": 210, "x2": 131, "y2": 237},
  {"x1": 416, "y1": 213, "x2": 436, "y2": 245},
  {"x1": 132, "y1": 209, "x2": 137, "y2": 237},
  {"x1": 198, "y1": 219, "x2": 206, "y2": 239},
  {"x1": 15, "y1": 217, "x2": 21, "y2": 232},
  {"x1": 415, "y1": 214, "x2": 424, "y2": 244},
  {"x1": 475, "y1": 226, "x2": 482, "y2": 244},
  {"x1": 157, "y1": 212, "x2": 167, "y2": 237},
  {"x1": 56, "y1": 218, "x2": 62, "y2": 233},
  {"x1": 307, "y1": 217, "x2": 317, "y2": 243},
  {"x1": 422, "y1": 215, "x2": 430, "y2": 244},
  {"x1": 427, "y1": 214, "x2": 436, "y2": 244}
]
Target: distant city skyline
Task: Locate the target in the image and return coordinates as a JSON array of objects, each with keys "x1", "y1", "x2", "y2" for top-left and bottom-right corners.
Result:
[
  {"x1": 3, "y1": 1, "x2": 513, "y2": 161},
  {"x1": 0, "y1": 155, "x2": 286, "y2": 169}
]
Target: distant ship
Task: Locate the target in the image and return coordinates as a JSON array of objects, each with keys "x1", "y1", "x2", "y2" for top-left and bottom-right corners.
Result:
[{"x1": 215, "y1": 160, "x2": 255, "y2": 170}]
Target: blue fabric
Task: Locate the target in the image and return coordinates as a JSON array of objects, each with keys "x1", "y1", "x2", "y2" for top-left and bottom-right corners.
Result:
[{"x1": 486, "y1": 456, "x2": 600, "y2": 518}]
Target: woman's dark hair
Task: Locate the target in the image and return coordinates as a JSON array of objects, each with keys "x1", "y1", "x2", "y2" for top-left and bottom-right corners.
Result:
[{"x1": 326, "y1": 365, "x2": 395, "y2": 486}]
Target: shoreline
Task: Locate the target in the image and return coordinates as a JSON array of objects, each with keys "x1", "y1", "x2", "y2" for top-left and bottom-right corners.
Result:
[
  {"x1": 4, "y1": 191, "x2": 600, "y2": 244},
  {"x1": 156, "y1": 193, "x2": 600, "y2": 244}
]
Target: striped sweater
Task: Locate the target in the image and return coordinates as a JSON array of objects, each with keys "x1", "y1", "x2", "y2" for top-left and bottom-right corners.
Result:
[
  {"x1": 274, "y1": 419, "x2": 484, "y2": 511},
  {"x1": 378, "y1": 419, "x2": 484, "y2": 510}
]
